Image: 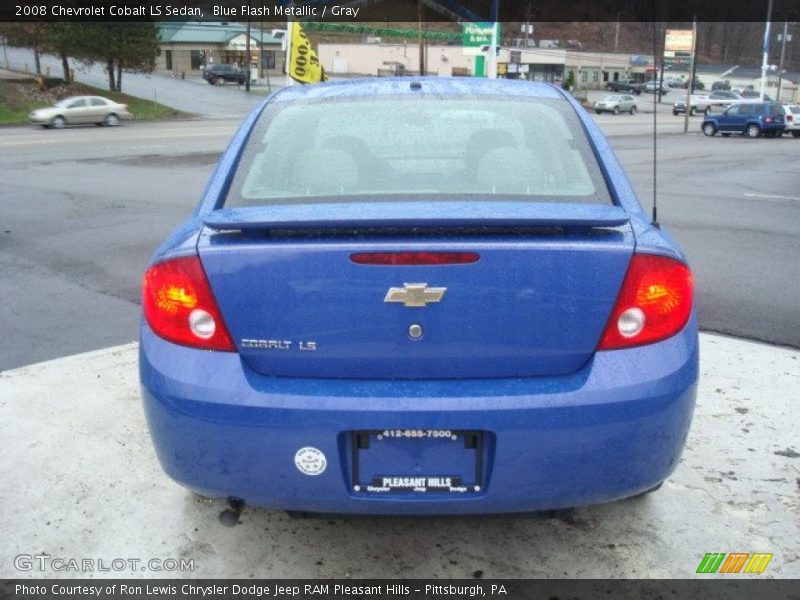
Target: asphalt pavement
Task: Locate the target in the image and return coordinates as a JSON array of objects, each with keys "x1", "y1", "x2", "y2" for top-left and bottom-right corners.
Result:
[{"x1": 2, "y1": 115, "x2": 798, "y2": 370}]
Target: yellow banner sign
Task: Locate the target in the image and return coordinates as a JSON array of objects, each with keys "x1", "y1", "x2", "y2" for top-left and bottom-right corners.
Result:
[{"x1": 289, "y1": 22, "x2": 327, "y2": 84}]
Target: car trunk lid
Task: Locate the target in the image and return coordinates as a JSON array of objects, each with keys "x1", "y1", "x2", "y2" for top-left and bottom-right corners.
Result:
[{"x1": 198, "y1": 203, "x2": 634, "y2": 379}]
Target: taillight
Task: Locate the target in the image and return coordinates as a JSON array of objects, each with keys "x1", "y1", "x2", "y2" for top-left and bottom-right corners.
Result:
[
  {"x1": 351, "y1": 252, "x2": 480, "y2": 265},
  {"x1": 787, "y1": 115, "x2": 793, "y2": 122},
  {"x1": 142, "y1": 256, "x2": 235, "y2": 351},
  {"x1": 598, "y1": 254, "x2": 693, "y2": 350}
]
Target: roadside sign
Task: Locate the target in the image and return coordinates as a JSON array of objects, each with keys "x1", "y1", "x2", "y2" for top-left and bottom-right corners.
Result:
[
  {"x1": 510, "y1": 50, "x2": 521, "y2": 64},
  {"x1": 665, "y1": 29, "x2": 694, "y2": 52},
  {"x1": 462, "y1": 22, "x2": 502, "y2": 57},
  {"x1": 664, "y1": 29, "x2": 695, "y2": 70},
  {"x1": 463, "y1": 22, "x2": 498, "y2": 47},
  {"x1": 663, "y1": 51, "x2": 692, "y2": 69}
]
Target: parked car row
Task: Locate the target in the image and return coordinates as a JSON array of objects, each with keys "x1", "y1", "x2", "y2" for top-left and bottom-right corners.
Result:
[
  {"x1": 605, "y1": 77, "x2": 688, "y2": 95},
  {"x1": 674, "y1": 90, "x2": 782, "y2": 116}
]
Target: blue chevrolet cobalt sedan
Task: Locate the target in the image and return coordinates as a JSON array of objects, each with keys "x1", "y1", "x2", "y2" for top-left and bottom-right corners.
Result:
[{"x1": 140, "y1": 78, "x2": 697, "y2": 514}]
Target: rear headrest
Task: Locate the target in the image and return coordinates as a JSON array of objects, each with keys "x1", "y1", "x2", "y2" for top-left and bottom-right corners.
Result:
[
  {"x1": 465, "y1": 129, "x2": 516, "y2": 171},
  {"x1": 476, "y1": 148, "x2": 543, "y2": 195},
  {"x1": 290, "y1": 149, "x2": 359, "y2": 195}
]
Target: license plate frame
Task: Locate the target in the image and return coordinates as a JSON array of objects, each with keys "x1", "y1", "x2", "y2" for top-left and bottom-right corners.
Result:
[{"x1": 351, "y1": 429, "x2": 483, "y2": 494}]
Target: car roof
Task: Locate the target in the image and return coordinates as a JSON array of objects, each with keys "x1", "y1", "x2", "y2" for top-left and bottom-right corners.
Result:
[{"x1": 270, "y1": 77, "x2": 565, "y2": 104}]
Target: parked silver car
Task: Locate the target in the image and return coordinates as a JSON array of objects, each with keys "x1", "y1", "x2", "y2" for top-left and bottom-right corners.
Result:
[
  {"x1": 593, "y1": 94, "x2": 638, "y2": 115},
  {"x1": 673, "y1": 95, "x2": 712, "y2": 116},
  {"x1": 643, "y1": 81, "x2": 670, "y2": 94},
  {"x1": 29, "y1": 96, "x2": 131, "y2": 129}
]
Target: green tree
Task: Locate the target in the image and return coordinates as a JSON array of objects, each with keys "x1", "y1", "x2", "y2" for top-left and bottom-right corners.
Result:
[
  {"x1": 65, "y1": 22, "x2": 159, "y2": 92},
  {"x1": 563, "y1": 70, "x2": 576, "y2": 91},
  {"x1": 1, "y1": 23, "x2": 47, "y2": 74},
  {"x1": 47, "y1": 23, "x2": 84, "y2": 84}
]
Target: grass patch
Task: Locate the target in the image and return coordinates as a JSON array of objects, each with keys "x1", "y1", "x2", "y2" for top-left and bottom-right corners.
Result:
[{"x1": 0, "y1": 79, "x2": 188, "y2": 125}]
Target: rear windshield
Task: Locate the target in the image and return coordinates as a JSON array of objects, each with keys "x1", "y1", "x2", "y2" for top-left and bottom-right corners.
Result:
[{"x1": 225, "y1": 95, "x2": 612, "y2": 206}]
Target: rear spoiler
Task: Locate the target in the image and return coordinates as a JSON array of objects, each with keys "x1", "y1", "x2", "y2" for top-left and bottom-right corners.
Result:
[{"x1": 202, "y1": 202, "x2": 630, "y2": 232}]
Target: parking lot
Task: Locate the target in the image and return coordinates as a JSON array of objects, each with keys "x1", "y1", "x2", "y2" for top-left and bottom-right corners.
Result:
[
  {"x1": 1, "y1": 105, "x2": 799, "y2": 578},
  {"x1": 1, "y1": 114, "x2": 798, "y2": 370}
]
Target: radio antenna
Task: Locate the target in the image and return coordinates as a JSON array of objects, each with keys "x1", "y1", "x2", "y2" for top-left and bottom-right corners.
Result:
[{"x1": 651, "y1": 21, "x2": 660, "y2": 228}]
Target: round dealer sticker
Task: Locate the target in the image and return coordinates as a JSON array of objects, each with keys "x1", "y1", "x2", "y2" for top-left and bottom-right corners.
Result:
[{"x1": 294, "y1": 447, "x2": 327, "y2": 476}]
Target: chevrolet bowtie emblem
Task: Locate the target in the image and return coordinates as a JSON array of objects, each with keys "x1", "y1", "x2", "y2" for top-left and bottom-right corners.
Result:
[{"x1": 384, "y1": 283, "x2": 447, "y2": 308}]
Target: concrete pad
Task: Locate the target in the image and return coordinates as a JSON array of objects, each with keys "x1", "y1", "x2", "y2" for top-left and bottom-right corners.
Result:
[{"x1": 0, "y1": 334, "x2": 798, "y2": 579}]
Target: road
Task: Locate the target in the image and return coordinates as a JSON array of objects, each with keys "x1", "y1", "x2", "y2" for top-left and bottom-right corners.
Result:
[
  {"x1": 5, "y1": 47, "x2": 685, "y2": 122},
  {"x1": 1, "y1": 115, "x2": 799, "y2": 370},
  {"x1": 3, "y1": 46, "x2": 265, "y2": 118}
]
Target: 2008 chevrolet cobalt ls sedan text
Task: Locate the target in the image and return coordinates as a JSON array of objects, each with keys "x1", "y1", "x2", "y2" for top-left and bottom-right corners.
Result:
[{"x1": 140, "y1": 78, "x2": 698, "y2": 515}]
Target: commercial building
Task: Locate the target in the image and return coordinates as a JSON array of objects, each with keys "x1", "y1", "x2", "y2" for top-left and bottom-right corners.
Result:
[
  {"x1": 666, "y1": 64, "x2": 800, "y2": 102},
  {"x1": 156, "y1": 21, "x2": 283, "y2": 79},
  {"x1": 316, "y1": 42, "x2": 653, "y2": 87}
]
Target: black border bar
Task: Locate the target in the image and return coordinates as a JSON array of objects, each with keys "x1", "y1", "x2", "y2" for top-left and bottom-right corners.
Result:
[
  {"x1": 3, "y1": 579, "x2": 800, "y2": 600},
  {"x1": 2, "y1": 0, "x2": 800, "y2": 23}
]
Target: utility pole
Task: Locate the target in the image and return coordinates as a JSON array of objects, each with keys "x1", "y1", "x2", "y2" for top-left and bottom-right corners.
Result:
[
  {"x1": 2, "y1": 34, "x2": 8, "y2": 70},
  {"x1": 759, "y1": 0, "x2": 773, "y2": 101},
  {"x1": 614, "y1": 14, "x2": 620, "y2": 53},
  {"x1": 418, "y1": 0, "x2": 425, "y2": 75},
  {"x1": 657, "y1": 25, "x2": 665, "y2": 104},
  {"x1": 487, "y1": 0, "x2": 500, "y2": 78},
  {"x1": 776, "y1": 21, "x2": 789, "y2": 101},
  {"x1": 259, "y1": 14, "x2": 264, "y2": 81},
  {"x1": 245, "y1": 3, "x2": 251, "y2": 92},
  {"x1": 524, "y1": 3, "x2": 532, "y2": 47},
  {"x1": 285, "y1": 10, "x2": 294, "y2": 87},
  {"x1": 683, "y1": 17, "x2": 697, "y2": 134}
]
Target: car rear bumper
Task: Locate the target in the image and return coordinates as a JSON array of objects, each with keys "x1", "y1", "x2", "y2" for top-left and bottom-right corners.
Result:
[{"x1": 139, "y1": 314, "x2": 699, "y2": 515}]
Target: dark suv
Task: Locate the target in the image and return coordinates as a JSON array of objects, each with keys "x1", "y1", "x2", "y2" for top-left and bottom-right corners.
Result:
[
  {"x1": 701, "y1": 102, "x2": 786, "y2": 138},
  {"x1": 605, "y1": 79, "x2": 643, "y2": 94},
  {"x1": 203, "y1": 64, "x2": 247, "y2": 85}
]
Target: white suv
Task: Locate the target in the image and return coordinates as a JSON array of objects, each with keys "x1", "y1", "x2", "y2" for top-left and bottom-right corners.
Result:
[{"x1": 782, "y1": 104, "x2": 800, "y2": 137}]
